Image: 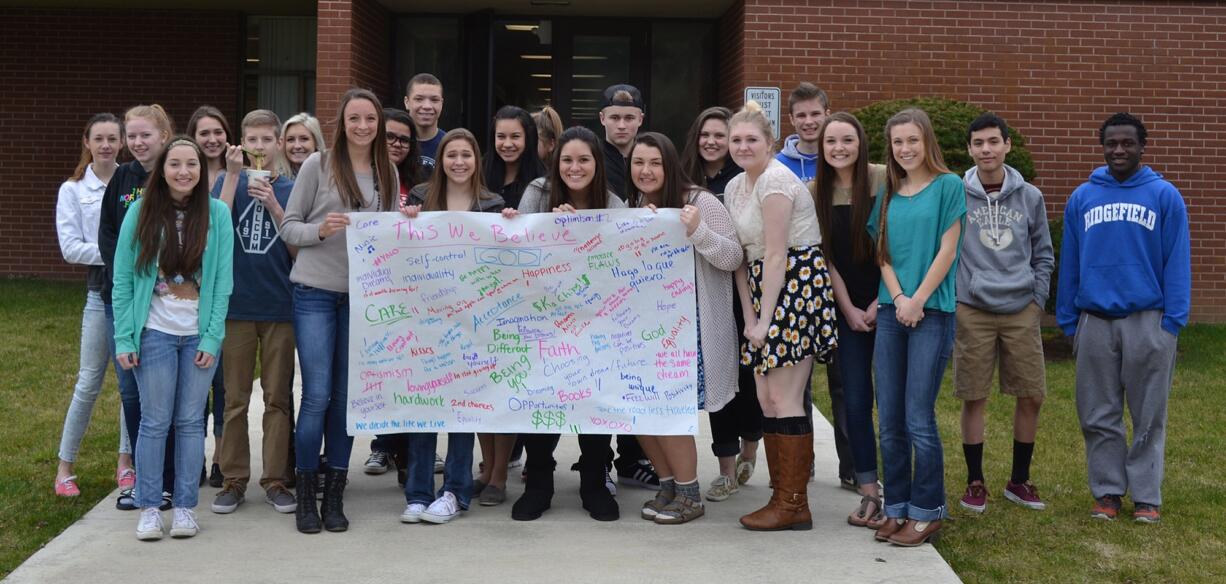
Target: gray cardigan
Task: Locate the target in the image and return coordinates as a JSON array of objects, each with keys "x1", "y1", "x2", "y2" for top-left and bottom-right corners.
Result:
[{"x1": 516, "y1": 177, "x2": 626, "y2": 212}]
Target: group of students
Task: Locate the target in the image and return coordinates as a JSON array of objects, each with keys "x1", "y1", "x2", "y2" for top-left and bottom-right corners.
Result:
[{"x1": 51, "y1": 74, "x2": 1189, "y2": 546}]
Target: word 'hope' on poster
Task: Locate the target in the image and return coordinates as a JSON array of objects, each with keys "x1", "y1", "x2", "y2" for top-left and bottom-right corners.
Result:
[{"x1": 345, "y1": 208, "x2": 699, "y2": 436}]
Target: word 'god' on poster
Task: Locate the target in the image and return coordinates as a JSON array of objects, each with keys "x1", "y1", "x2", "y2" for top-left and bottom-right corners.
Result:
[{"x1": 345, "y1": 209, "x2": 700, "y2": 436}]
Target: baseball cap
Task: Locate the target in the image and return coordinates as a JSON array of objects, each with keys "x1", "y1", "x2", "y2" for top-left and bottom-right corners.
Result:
[{"x1": 599, "y1": 84, "x2": 645, "y2": 112}]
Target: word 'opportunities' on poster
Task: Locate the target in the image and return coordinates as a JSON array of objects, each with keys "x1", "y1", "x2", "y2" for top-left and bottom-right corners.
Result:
[{"x1": 345, "y1": 209, "x2": 699, "y2": 435}]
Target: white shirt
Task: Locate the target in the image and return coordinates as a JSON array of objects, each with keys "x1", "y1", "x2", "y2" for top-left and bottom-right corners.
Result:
[{"x1": 55, "y1": 164, "x2": 110, "y2": 266}]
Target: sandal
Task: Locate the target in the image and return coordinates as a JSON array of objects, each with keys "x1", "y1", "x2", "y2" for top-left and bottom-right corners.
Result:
[
  {"x1": 848, "y1": 494, "x2": 883, "y2": 527},
  {"x1": 55, "y1": 475, "x2": 81, "y2": 497}
]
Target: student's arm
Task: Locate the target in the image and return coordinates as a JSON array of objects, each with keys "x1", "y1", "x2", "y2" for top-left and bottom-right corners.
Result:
[
  {"x1": 279, "y1": 153, "x2": 326, "y2": 246},
  {"x1": 112, "y1": 201, "x2": 140, "y2": 359},
  {"x1": 1160, "y1": 187, "x2": 1191, "y2": 336},
  {"x1": 686, "y1": 193, "x2": 743, "y2": 272},
  {"x1": 1029, "y1": 187, "x2": 1056, "y2": 309},
  {"x1": 215, "y1": 145, "x2": 243, "y2": 210},
  {"x1": 746, "y1": 193, "x2": 793, "y2": 346},
  {"x1": 829, "y1": 264, "x2": 868, "y2": 332},
  {"x1": 1055, "y1": 193, "x2": 1082, "y2": 337},
  {"x1": 199, "y1": 201, "x2": 234, "y2": 359},
  {"x1": 56, "y1": 181, "x2": 101, "y2": 266},
  {"x1": 98, "y1": 168, "x2": 123, "y2": 271}
]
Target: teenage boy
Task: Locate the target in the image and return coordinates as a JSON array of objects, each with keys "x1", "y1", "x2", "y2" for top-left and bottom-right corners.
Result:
[
  {"x1": 1057, "y1": 112, "x2": 1189, "y2": 524},
  {"x1": 955, "y1": 113, "x2": 1054, "y2": 513},
  {"x1": 405, "y1": 73, "x2": 445, "y2": 176},
  {"x1": 775, "y1": 82, "x2": 829, "y2": 184},
  {"x1": 209, "y1": 110, "x2": 298, "y2": 515},
  {"x1": 598, "y1": 83, "x2": 645, "y2": 199}
]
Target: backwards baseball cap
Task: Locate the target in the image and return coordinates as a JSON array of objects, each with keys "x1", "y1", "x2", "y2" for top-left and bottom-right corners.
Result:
[{"x1": 599, "y1": 84, "x2": 645, "y2": 112}]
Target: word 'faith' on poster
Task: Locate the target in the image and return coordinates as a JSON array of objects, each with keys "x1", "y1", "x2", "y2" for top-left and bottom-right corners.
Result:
[{"x1": 345, "y1": 208, "x2": 699, "y2": 436}]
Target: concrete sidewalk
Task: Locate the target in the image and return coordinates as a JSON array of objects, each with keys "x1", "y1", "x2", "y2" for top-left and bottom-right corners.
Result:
[{"x1": 8, "y1": 374, "x2": 960, "y2": 584}]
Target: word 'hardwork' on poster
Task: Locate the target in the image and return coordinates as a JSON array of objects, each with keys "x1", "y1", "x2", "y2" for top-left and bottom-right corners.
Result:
[{"x1": 345, "y1": 209, "x2": 699, "y2": 436}]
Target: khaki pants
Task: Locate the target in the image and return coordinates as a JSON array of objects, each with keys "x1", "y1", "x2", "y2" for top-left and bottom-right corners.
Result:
[{"x1": 217, "y1": 320, "x2": 296, "y2": 490}]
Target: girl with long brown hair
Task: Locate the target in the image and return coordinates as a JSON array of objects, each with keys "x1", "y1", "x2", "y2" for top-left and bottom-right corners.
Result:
[
  {"x1": 112, "y1": 137, "x2": 234, "y2": 540},
  {"x1": 281, "y1": 88, "x2": 398, "y2": 534}
]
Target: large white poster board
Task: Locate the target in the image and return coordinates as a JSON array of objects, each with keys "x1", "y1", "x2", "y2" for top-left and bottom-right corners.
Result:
[{"x1": 345, "y1": 209, "x2": 699, "y2": 435}]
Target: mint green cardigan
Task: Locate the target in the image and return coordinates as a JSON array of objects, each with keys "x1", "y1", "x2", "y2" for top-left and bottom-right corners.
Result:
[{"x1": 112, "y1": 198, "x2": 234, "y2": 356}]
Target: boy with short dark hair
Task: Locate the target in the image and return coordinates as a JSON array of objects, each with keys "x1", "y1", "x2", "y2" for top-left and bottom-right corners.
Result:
[
  {"x1": 955, "y1": 113, "x2": 1054, "y2": 513},
  {"x1": 598, "y1": 83, "x2": 645, "y2": 198},
  {"x1": 405, "y1": 73, "x2": 445, "y2": 175},
  {"x1": 210, "y1": 109, "x2": 298, "y2": 515},
  {"x1": 1057, "y1": 112, "x2": 1190, "y2": 524}
]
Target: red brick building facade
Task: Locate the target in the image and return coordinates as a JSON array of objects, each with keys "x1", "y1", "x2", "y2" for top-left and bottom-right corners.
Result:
[{"x1": 2, "y1": 0, "x2": 1223, "y2": 320}]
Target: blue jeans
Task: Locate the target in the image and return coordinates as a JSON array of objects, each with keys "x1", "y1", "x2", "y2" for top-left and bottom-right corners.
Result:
[
  {"x1": 836, "y1": 315, "x2": 879, "y2": 485},
  {"x1": 132, "y1": 329, "x2": 217, "y2": 509},
  {"x1": 58, "y1": 291, "x2": 130, "y2": 462},
  {"x1": 293, "y1": 285, "x2": 353, "y2": 471},
  {"x1": 405, "y1": 433, "x2": 474, "y2": 510},
  {"x1": 874, "y1": 305, "x2": 954, "y2": 521},
  {"x1": 106, "y1": 303, "x2": 174, "y2": 493}
]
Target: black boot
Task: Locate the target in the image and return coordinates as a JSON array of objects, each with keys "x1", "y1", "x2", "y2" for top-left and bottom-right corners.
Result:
[
  {"x1": 579, "y1": 456, "x2": 618, "y2": 521},
  {"x1": 320, "y1": 468, "x2": 349, "y2": 532},
  {"x1": 512, "y1": 461, "x2": 555, "y2": 521},
  {"x1": 295, "y1": 469, "x2": 321, "y2": 534}
]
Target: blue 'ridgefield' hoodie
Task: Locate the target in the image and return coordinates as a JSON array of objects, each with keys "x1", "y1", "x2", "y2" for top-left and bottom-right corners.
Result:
[
  {"x1": 1056, "y1": 165, "x2": 1190, "y2": 337},
  {"x1": 775, "y1": 135, "x2": 819, "y2": 183}
]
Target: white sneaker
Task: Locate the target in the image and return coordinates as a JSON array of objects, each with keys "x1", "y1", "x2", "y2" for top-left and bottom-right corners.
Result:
[
  {"x1": 421, "y1": 492, "x2": 460, "y2": 524},
  {"x1": 400, "y1": 502, "x2": 427, "y2": 523},
  {"x1": 136, "y1": 507, "x2": 164, "y2": 541},
  {"x1": 170, "y1": 507, "x2": 199, "y2": 538},
  {"x1": 605, "y1": 470, "x2": 618, "y2": 497}
]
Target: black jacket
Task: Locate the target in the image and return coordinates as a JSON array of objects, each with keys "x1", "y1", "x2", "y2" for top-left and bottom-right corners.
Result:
[
  {"x1": 603, "y1": 138, "x2": 630, "y2": 202},
  {"x1": 705, "y1": 158, "x2": 743, "y2": 198},
  {"x1": 98, "y1": 161, "x2": 149, "y2": 304}
]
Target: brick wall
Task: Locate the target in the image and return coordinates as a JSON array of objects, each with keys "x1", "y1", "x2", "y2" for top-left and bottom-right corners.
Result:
[
  {"x1": 723, "y1": 0, "x2": 1226, "y2": 322},
  {"x1": 0, "y1": 8, "x2": 240, "y2": 281},
  {"x1": 315, "y1": 0, "x2": 392, "y2": 132}
]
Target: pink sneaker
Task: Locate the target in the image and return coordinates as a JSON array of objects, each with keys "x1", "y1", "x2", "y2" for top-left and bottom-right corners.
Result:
[
  {"x1": 117, "y1": 468, "x2": 136, "y2": 491},
  {"x1": 959, "y1": 481, "x2": 987, "y2": 513},
  {"x1": 55, "y1": 475, "x2": 81, "y2": 497},
  {"x1": 1004, "y1": 481, "x2": 1047, "y2": 510}
]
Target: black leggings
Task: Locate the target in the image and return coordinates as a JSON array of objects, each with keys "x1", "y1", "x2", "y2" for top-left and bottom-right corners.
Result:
[{"x1": 709, "y1": 299, "x2": 764, "y2": 457}]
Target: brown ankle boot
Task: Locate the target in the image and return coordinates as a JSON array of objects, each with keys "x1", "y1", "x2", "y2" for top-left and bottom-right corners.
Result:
[
  {"x1": 740, "y1": 433, "x2": 813, "y2": 531},
  {"x1": 888, "y1": 519, "x2": 942, "y2": 546}
]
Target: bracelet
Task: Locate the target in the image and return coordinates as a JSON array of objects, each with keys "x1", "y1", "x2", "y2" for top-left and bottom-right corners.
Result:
[{"x1": 892, "y1": 292, "x2": 904, "y2": 301}]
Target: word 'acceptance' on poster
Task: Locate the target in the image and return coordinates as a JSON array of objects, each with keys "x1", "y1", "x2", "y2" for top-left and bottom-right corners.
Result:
[{"x1": 345, "y1": 209, "x2": 700, "y2": 436}]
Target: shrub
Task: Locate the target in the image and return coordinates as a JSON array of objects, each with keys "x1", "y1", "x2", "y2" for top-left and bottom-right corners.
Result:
[
  {"x1": 853, "y1": 97, "x2": 1036, "y2": 182},
  {"x1": 1047, "y1": 216, "x2": 1063, "y2": 314}
]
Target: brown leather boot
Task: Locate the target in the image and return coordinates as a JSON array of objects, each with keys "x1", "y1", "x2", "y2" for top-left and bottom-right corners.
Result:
[
  {"x1": 740, "y1": 433, "x2": 779, "y2": 527},
  {"x1": 888, "y1": 519, "x2": 943, "y2": 546},
  {"x1": 740, "y1": 433, "x2": 813, "y2": 531}
]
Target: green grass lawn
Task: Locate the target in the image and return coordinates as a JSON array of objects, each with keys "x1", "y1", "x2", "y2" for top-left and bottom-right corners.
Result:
[
  {"x1": 3, "y1": 278, "x2": 1224, "y2": 581},
  {"x1": 1, "y1": 279, "x2": 124, "y2": 577},
  {"x1": 811, "y1": 323, "x2": 1226, "y2": 583}
]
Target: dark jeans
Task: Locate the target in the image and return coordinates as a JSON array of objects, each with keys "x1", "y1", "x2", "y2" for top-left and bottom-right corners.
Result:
[
  {"x1": 106, "y1": 303, "x2": 175, "y2": 495},
  {"x1": 710, "y1": 299, "x2": 764, "y2": 457},
  {"x1": 837, "y1": 316, "x2": 878, "y2": 485},
  {"x1": 826, "y1": 345, "x2": 856, "y2": 481},
  {"x1": 292, "y1": 285, "x2": 354, "y2": 471}
]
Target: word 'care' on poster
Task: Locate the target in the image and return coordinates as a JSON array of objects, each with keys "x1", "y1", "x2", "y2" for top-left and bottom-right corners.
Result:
[{"x1": 345, "y1": 209, "x2": 699, "y2": 436}]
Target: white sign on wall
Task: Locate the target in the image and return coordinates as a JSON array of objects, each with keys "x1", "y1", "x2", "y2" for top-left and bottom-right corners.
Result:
[{"x1": 744, "y1": 86, "x2": 781, "y2": 140}]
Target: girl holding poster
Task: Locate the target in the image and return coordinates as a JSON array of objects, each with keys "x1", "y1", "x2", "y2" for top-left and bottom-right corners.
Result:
[
  {"x1": 281, "y1": 88, "x2": 399, "y2": 534},
  {"x1": 112, "y1": 137, "x2": 234, "y2": 540},
  {"x1": 504, "y1": 126, "x2": 626, "y2": 522},
  {"x1": 397, "y1": 128, "x2": 505, "y2": 523},
  {"x1": 628, "y1": 132, "x2": 742, "y2": 524},
  {"x1": 724, "y1": 101, "x2": 837, "y2": 532}
]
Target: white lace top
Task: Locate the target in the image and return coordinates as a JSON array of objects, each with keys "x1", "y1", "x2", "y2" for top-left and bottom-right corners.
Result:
[{"x1": 724, "y1": 159, "x2": 820, "y2": 262}]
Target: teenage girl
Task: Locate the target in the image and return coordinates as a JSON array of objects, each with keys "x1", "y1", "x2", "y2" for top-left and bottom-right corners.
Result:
[
  {"x1": 628, "y1": 132, "x2": 742, "y2": 524},
  {"x1": 279, "y1": 113, "x2": 325, "y2": 179},
  {"x1": 532, "y1": 106, "x2": 563, "y2": 172},
  {"x1": 280, "y1": 88, "x2": 399, "y2": 534},
  {"x1": 53, "y1": 113, "x2": 135, "y2": 497}
]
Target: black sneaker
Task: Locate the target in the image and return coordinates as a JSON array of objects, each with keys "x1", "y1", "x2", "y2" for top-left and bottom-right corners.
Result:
[
  {"x1": 159, "y1": 491, "x2": 173, "y2": 511},
  {"x1": 617, "y1": 459, "x2": 661, "y2": 490},
  {"x1": 209, "y1": 463, "x2": 224, "y2": 488},
  {"x1": 115, "y1": 487, "x2": 137, "y2": 511},
  {"x1": 364, "y1": 451, "x2": 391, "y2": 475}
]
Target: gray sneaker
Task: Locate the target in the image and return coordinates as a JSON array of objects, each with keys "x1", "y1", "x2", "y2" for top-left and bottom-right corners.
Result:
[
  {"x1": 265, "y1": 484, "x2": 297, "y2": 513},
  {"x1": 478, "y1": 485, "x2": 506, "y2": 506},
  {"x1": 211, "y1": 484, "x2": 244, "y2": 514}
]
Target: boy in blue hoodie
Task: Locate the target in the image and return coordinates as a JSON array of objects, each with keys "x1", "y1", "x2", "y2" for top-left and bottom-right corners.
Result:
[
  {"x1": 1057, "y1": 113, "x2": 1190, "y2": 524},
  {"x1": 775, "y1": 82, "x2": 828, "y2": 184},
  {"x1": 955, "y1": 114, "x2": 1054, "y2": 514}
]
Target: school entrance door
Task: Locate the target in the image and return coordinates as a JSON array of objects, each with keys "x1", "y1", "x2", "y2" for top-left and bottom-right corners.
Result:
[{"x1": 395, "y1": 12, "x2": 718, "y2": 148}]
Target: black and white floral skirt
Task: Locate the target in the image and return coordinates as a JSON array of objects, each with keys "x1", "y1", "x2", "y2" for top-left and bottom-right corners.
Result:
[{"x1": 741, "y1": 245, "x2": 837, "y2": 376}]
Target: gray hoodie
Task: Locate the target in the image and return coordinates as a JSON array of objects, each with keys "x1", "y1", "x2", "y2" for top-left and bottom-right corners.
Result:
[
  {"x1": 774, "y1": 135, "x2": 819, "y2": 183},
  {"x1": 958, "y1": 164, "x2": 1054, "y2": 313}
]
